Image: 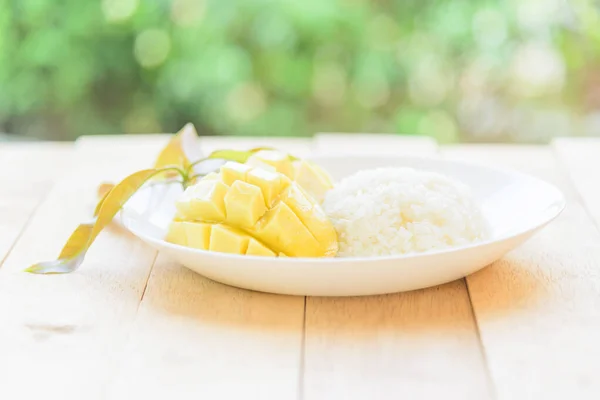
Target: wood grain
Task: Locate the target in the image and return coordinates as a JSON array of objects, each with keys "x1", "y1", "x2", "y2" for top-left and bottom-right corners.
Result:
[
  {"x1": 0, "y1": 142, "x2": 72, "y2": 263},
  {"x1": 553, "y1": 138, "x2": 600, "y2": 228},
  {"x1": 303, "y1": 136, "x2": 491, "y2": 400},
  {"x1": 105, "y1": 138, "x2": 310, "y2": 400},
  {"x1": 443, "y1": 145, "x2": 600, "y2": 400},
  {"x1": 0, "y1": 137, "x2": 167, "y2": 400}
]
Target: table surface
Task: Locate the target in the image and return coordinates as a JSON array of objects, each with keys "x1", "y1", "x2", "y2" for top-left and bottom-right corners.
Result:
[{"x1": 1, "y1": 134, "x2": 599, "y2": 400}]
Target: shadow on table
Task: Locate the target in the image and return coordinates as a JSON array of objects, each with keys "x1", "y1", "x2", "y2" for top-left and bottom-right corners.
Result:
[
  {"x1": 139, "y1": 253, "x2": 545, "y2": 336},
  {"x1": 464, "y1": 253, "x2": 549, "y2": 319}
]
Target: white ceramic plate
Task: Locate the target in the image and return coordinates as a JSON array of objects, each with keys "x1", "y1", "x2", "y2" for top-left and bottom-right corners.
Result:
[{"x1": 119, "y1": 155, "x2": 565, "y2": 297}]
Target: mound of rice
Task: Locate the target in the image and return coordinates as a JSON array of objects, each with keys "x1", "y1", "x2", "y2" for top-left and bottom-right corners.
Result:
[{"x1": 322, "y1": 167, "x2": 489, "y2": 257}]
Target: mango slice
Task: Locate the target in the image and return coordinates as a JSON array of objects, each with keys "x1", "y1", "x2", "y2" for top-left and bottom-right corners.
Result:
[
  {"x1": 246, "y1": 167, "x2": 290, "y2": 207},
  {"x1": 209, "y1": 224, "x2": 250, "y2": 255},
  {"x1": 246, "y1": 150, "x2": 294, "y2": 178},
  {"x1": 169, "y1": 161, "x2": 338, "y2": 257},
  {"x1": 245, "y1": 150, "x2": 333, "y2": 203},
  {"x1": 183, "y1": 221, "x2": 211, "y2": 249},
  {"x1": 292, "y1": 160, "x2": 334, "y2": 203},
  {"x1": 221, "y1": 161, "x2": 251, "y2": 186},
  {"x1": 165, "y1": 221, "x2": 187, "y2": 246},
  {"x1": 224, "y1": 180, "x2": 267, "y2": 228},
  {"x1": 167, "y1": 221, "x2": 276, "y2": 257},
  {"x1": 246, "y1": 238, "x2": 276, "y2": 257},
  {"x1": 175, "y1": 179, "x2": 228, "y2": 222}
]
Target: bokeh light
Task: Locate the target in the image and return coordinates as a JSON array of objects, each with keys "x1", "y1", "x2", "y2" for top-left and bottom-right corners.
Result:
[
  {"x1": 312, "y1": 63, "x2": 347, "y2": 108},
  {"x1": 227, "y1": 82, "x2": 267, "y2": 122},
  {"x1": 134, "y1": 29, "x2": 171, "y2": 69},
  {"x1": 510, "y1": 42, "x2": 565, "y2": 97},
  {"x1": 1, "y1": 0, "x2": 599, "y2": 143},
  {"x1": 171, "y1": 0, "x2": 206, "y2": 27},
  {"x1": 102, "y1": 0, "x2": 139, "y2": 23}
]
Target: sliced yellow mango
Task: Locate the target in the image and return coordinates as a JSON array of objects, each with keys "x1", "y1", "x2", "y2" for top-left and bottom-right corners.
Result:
[
  {"x1": 170, "y1": 161, "x2": 338, "y2": 258},
  {"x1": 166, "y1": 221, "x2": 210, "y2": 249},
  {"x1": 292, "y1": 160, "x2": 334, "y2": 203},
  {"x1": 246, "y1": 167, "x2": 290, "y2": 207},
  {"x1": 246, "y1": 238, "x2": 276, "y2": 257},
  {"x1": 176, "y1": 179, "x2": 229, "y2": 222},
  {"x1": 165, "y1": 221, "x2": 187, "y2": 246},
  {"x1": 251, "y1": 201, "x2": 322, "y2": 257},
  {"x1": 172, "y1": 211, "x2": 187, "y2": 222},
  {"x1": 246, "y1": 150, "x2": 294, "y2": 178},
  {"x1": 224, "y1": 180, "x2": 267, "y2": 228},
  {"x1": 209, "y1": 224, "x2": 250, "y2": 255},
  {"x1": 281, "y1": 184, "x2": 338, "y2": 257},
  {"x1": 167, "y1": 221, "x2": 282, "y2": 257},
  {"x1": 221, "y1": 161, "x2": 251, "y2": 186},
  {"x1": 182, "y1": 221, "x2": 211, "y2": 249}
]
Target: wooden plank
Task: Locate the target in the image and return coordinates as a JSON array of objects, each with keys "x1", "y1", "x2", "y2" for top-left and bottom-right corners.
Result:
[
  {"x1": 314, "y1": 133, "x2": 437, "y2": 155},
  {"x1": 553, "y1": 138, "x2": 600, "y2": 227},
  {"x1": 0, "y1": 142, "x2": 73, "y2": 263},
  {"x1": 106, "y1": 137, "x2": 306, "y2": 400},
  {"x1": 442, "y1": 144, "x2": 600, "y2": 399},
  {"x1": 0, "y1": 137, "x2": 167, "y2": 399},
  {"x1": 303, "y1": 136, "x2": 491, "y2": 400}
]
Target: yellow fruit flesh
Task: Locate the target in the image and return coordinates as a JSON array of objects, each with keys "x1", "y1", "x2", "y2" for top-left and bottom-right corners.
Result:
[
  {"x1": 221, "y1": 161, "x2": 251, "y2": 186},
  {"x1": 246, "y1": 238, "x2": 276, "y2": 257},
  {"x1": 166, "y1": 221, "x2": 276, "y2": 257},
  {"x1": 292, "y1": 160, "x2": 334, "y2": 203},
  {"x1": 165, "y1": 221, "x2": 187, "y2": 245},
  {"x1": 169, "y1": 161, "x2": 338, "y2": 257},
  {"x1": 246, "y1": 167, "x2": 290, "y2": 207},
  {"x1": 246, "y1": 150, "x2": 294, "y2": 178},
  {"x1": 246, "y1": 152, "x2": 333, "y2": 204},
  {"x1": 209, "y1": 224, "x2": 250, "y2": 254},
  {"x1": 224, "y1": 180, "x2": 267, "y2": 228},
  {"x1": 182, "y1": 221, "x2": 211, "y2": 249},
  {"x1": 175, "y1": 179, "x2": 228, "y2": 222}
]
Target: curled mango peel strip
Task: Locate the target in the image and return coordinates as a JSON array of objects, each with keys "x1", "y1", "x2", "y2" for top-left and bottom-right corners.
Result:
[
  {"x1": 26, "y1": 167, "x2": 182, "y2": 274},
  {"x1": 28, "y1": 121, "x2": 300, "y2": 274}
]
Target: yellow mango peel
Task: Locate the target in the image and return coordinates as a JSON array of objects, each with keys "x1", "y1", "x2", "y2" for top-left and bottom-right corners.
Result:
[{"x1": 27, "y1": 121, "x2": 333, "y2": 274}]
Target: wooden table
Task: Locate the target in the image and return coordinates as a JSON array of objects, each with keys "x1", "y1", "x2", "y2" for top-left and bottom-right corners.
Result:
[{"x1": 1, "y1": 134, "x2": 599, "y2": 400}]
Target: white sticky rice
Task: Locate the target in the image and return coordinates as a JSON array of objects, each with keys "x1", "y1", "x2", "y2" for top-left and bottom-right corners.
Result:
[{"x1": 322, "y1": 167, "x2": 489, "y2": 257}]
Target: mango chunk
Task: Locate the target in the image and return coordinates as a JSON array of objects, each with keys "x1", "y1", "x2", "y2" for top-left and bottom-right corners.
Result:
[
  {"x1": 292, "y1": 160, "x2": 334, "y2": 203},
  {"x1": 246, "y1": 150, "x2": 294, "y2": 178},
  {"x1": 183, "y1": 222, "x2": 212, "y2": 249},
  {"x1": 209, "y1": 224, "x2": 250, "y2": 255},
  {"x1": 166, "y1": 221, "x2": 211, "y2": 249},
  {"x1": 252, "y1": 201, "x2": 322, "y2": 257},
  {"x1": 172, "y1": 211, "x2": 187, "y2": 222},
  {"x1": 246, "y1": 167, "x2": 290, "y2": 207},
  {"x1": 169, "y1": 160, "x2": 338, "y2": 258},
  {"x1": 224, "y1": 180, "x2": 267, "y2": 228},
  {"x1": 282, "y1": 184, "x2": 338, "y2": 257},
  {"x1": 246, "y1": 238, "x2": 276, "y2": 257},
  {"x1": 221, "y1": 161, "x2": 251, "y2": 186},
  {"x1": 165, "y1": 221, "x2": 187, "y2": 246},
  {"x1": 176, "y1": 179, "x2": 229, "y2": 222},
  {"x1": 167, "y1": 221, "x2": 278, "y2": 257}
]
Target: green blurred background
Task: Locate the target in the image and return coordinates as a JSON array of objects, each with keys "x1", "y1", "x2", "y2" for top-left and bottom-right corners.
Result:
[{"x1": 1, "y1": 0, "x2": 599, "y2": 143}]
